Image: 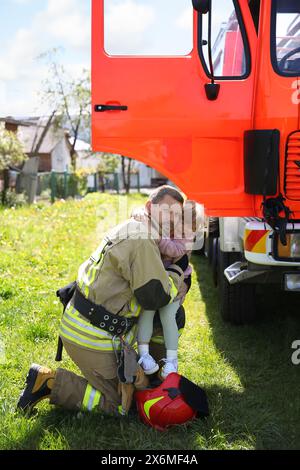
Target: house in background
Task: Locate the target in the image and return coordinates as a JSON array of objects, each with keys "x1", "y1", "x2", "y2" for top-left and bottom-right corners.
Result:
[
  {"x1": 18, "y1": 119, "x2": 72, "y2": 172},
  {"x1": 1, "y1": 116, "x2": 169, "y2": 190},
  {"x1": 0, "y1": 117, "x2": 72, "y2": 173}
]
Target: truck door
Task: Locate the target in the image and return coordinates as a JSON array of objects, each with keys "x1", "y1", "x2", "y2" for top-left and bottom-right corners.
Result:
[
  {"x1": 92, "y1": 0, "x2": 257, "y2": 216},
  {"x1": 252, "y1": 0, "x2": 300, "y2": 216}
]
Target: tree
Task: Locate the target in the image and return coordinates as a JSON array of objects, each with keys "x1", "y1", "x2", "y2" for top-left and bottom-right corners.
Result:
[
  {"x1": 38, "y1": 48, "x2": 90, "y2": 170},
  {"x1": 121, "y1": 156, "x2": 137, "y2": 194},
  {"x1": 96, "y1": 153, "x2": 120, "y2": 192},
  {"x1": 0, "y1": 128, "x2": 27, "y2": 205}
]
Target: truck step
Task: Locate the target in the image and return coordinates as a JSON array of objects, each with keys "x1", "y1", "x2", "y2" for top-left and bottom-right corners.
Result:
[{"x1": 224, "y1": 262, "x2": 265, "y2": 285}]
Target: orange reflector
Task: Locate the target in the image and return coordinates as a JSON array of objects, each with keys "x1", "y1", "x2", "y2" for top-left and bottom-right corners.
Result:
[
  {"x1": 244, "y1": 229, "x2": 268, "y2": 253},
  {"x1": 277, "y1": 235, "x2": 292, "y2": 258}
]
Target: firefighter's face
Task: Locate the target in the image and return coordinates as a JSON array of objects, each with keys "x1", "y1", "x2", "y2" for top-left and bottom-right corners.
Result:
[{"x1": 147, "y1": 196, "x2": 183, "y2": 237}]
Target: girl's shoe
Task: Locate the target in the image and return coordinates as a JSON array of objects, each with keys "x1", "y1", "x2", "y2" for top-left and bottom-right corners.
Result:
[
  {"x1": 160, "y1": 358, "x2": 178, "y2": 380},
  {"x1": 138, "y1": 353, "x2": 159, "y2": 375}
]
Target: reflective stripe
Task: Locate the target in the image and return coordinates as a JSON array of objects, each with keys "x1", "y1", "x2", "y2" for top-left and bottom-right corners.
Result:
[
  {"x1": 129, "y1": 296, "x2": 142, "y2": 318},
  {"x1": 59, "y1": 315, "x2": 138, "y2": 351},
  {"x1": 59, "y1": 325, "x2": 116, "y2": 350},
  {"x1": 150, "y1": 328, "x2": 184, "y2": 345},
  {"x1": 78, "y1": 239, "x2": 108, "y2": 298},
  {"x1": 65, "y1": 304, "x2": 138, "y2": 343},
  {"x1": 66, "y1": 236, "x2": 139, "y2": 352},
  {"x1": 168, "y1": 276, "x2": 178, "y2": 303},
  {"x1": 144, "y1": 396, "x2": 165, "y2": 420},
  {"x1": 82, "y1": 384, "x2": 101, "y2": 411},
  {"x1": 118, "y1": 405, "x2": 127, "y2": 416},
  {"x1": 64, "y1": 307, "x2": 114, "y2": 339}
]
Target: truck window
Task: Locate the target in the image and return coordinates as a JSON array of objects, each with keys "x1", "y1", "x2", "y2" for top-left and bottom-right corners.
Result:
[
  {"x1": 104, "y1": 0, "x2": 193, "y2": 56},
  {"x1": 199, "y1": 0, "x2": 250, "y2": 79},
  {"x1": 272, "y1": 0, "x2": 300, "y2": 76}
]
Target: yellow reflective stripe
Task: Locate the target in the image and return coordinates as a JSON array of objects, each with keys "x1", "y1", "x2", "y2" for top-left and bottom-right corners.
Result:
[
  {"x1": 59, "y1": 324, "x2": 116, "y2": 351},
  {"x1": 168, "y1": 276, "x2": 178, "y2": 303},
  {"x1": 78, "y1": 239, "x2": 108, "y2": 295},
  {"x1": 150, "y1": 328, "x2": 184, "y2": 345},
  {"x1": 63, "y1": 308, "x2": 114, "y2": 340},
  {"x1": 61, "y1": 317, "x2": 109, "y2": 343},
  {"x1": 64, "y1": 307, "x2": 137, "y2": 345},
  {"x1": 144, "y1": 396, "x2": 165, "y2": 420},
  {"x1": 82, "y1": 384, "x2": 101, "y2": 411},
  {"x1": 118, "y1": 405, "x2": 127, "y2": 416},
  {"x1": 150, "y1": 336, "x2": 164, "y2": 345},
  {"x1": 82, "y1": 384, "x2": 92, "y2": 409},
  {"x1": 129, "y1": 297, "x2": 142, "y2": 318},
  {"x1": 93, "y1": 390, "x2": 101, "y2": 409}
]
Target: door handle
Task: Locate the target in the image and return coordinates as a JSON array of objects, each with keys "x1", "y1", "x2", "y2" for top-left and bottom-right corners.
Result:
[{"x1": 94, "y1": 104, "x2": 128, "y2": 112}]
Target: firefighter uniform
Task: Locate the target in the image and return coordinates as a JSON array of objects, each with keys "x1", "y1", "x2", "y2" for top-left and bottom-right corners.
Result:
[{"x1": 20, "y1": 216, "x2": 186, "y2": 416}]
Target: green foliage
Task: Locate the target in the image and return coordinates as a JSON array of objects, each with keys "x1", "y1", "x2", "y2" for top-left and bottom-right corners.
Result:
[
  {"x1": 38, "y1": 49, "x2": 91, "y2": 169},
  {"x1": 0, "y1": 128, "x2": 27, "y2": 171},
  {"x1": 97, "y1": 153, "x2": 120, "y2": 174},
  {"x1": 1, "y1": 189, "x2": 27, "y2": 208}
]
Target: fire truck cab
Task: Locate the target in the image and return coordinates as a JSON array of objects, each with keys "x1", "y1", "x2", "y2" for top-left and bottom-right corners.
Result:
[{"x1": 92, "y1": 0, "x2": 300, "y2": 324}]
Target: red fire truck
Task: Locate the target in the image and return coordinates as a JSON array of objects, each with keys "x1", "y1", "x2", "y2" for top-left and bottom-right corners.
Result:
[{"x1": 92, "y1": 0, "x2": 300, "y2": 324}]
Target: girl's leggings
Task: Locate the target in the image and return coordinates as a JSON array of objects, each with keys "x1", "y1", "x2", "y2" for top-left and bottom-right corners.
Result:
[{"x1": 137, "y1": 300, "x2": 180, "y2": 351}]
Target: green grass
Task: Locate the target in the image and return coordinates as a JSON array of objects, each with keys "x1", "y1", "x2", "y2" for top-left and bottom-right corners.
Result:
[{"x1": 0, "y1": 193, "x2": 300, "y2": 450}]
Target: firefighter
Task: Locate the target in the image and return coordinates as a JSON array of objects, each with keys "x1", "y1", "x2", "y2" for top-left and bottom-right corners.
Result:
[{"x1": 17, "y1": 185, "x2": 188, "y2": 417}]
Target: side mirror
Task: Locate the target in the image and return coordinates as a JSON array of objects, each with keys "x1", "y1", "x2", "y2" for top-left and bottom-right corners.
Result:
[{"x1": 192, "y1": 0, "x2": 210, "y2": 14}]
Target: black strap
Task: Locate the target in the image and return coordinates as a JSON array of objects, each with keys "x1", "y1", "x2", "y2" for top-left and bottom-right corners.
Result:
[
  {"x1": 55, "y1": 336, "x2": 63, "y2": 362},
  {"x1": 73, "y1": 286, "x2": 137, "y2": 336},
  {"x1": 261, "y1": 194, "x2": 293, "y2": 246},
  {"x1": 55, "y1": 281, "x2": 77, "y2": 362},
  {"x1": 261, "y1": 130, "x2": 293, "y2": 246}
]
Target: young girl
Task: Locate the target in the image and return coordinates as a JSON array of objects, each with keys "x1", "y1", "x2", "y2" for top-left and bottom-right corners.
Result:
[{"x1": 132, "y1": 200, "x2": 200, "y2": 379}]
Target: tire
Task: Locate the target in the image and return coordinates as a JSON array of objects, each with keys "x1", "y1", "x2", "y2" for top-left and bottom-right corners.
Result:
[
  {"x1": 218, "y1": 245, "x2": 256, "y2": 325},
  {"x1": 211, "y1": 237, "x2": 219, "y2": 287},
  {"x1": 206, "y1": 218, "x2": 219, "y2": 264},
  {"x1": 207, "y1": 235, "x2": 215, "y2": 265}
]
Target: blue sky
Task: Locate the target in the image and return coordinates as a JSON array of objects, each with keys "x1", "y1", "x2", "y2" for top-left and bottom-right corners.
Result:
[
  {"x1": 0, "y1": 0, "x2": 195, "y2": 116},
  {"x1": 0, "y1": 0, "x2": 91, "y2": 116},
  {"x1": 0, "y1": 0, "x2": 236, "y2": 117}
]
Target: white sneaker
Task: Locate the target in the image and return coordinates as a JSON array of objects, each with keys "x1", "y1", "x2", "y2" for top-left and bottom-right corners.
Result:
[
  {"x1": 138, "y1": 353, "x2": 159, "y2": 375},
  {"x1": 160, "y1": 358, "x2": 178, "y2": 380}
]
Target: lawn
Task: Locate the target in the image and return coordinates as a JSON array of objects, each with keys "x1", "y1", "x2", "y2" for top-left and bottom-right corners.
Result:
[{"x1": 0, "y1": 193, "x2": 300, "y2": 450}]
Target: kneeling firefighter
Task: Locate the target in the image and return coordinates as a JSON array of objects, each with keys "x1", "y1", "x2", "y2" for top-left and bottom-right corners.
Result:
[{"x1": 18, "y1": 186, "x2": 192, "y2": 418}]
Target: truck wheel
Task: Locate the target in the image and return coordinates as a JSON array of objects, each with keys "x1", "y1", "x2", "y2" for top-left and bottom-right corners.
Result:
[
  {"x1": 207, "y1": 236, "x2": 215, "y2": 265},
  {"x1": 218, "y1": 246, "x2": 256, "y2": 325},
  {"x1": 211, "y1": 237, "x2": 219, "y2": 287}
]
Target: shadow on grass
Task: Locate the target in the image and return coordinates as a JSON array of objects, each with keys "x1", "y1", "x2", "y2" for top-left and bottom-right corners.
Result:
[
  {"x1": 192, "y1": 254, "x2": 300, "y2": 450},
  {"x1": 7, "y1": 255, "x2": 300, "y2": 451}
]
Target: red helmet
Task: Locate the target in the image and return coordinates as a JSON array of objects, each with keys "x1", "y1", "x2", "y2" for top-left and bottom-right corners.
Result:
[{"x1": 135, "y1": 373, "x2": 205, "y2": 431}]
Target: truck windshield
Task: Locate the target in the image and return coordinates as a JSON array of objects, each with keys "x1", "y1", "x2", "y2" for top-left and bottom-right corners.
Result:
[{"x1": 273, "y1": 0, "x2": 300, "y2": 76}]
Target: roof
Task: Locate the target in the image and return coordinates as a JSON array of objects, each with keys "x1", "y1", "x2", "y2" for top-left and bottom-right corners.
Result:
[
  {"x1": 69, "y1": 137, "x2": 91, "y2": 152},
  {"x1": 17, "y1": 122, "x2": 68, "y2": 155},
  {"x1": 0, "y1": 116, "x2": 32, "y2": 127}
]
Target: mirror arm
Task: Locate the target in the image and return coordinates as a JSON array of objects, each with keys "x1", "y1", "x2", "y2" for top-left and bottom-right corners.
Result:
[{"x1": 204, "y1": 0, "x2": 220, "y2": 100}]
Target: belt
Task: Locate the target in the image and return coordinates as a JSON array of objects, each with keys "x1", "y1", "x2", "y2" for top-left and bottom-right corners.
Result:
[{"x1": 72, "y1": 285, "x2": 137, "y2": 336}]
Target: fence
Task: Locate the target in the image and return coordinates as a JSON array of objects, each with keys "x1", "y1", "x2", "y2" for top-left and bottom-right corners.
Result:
[{"x1": 36, "y1": 171, "x2": 141, "y2": 203}]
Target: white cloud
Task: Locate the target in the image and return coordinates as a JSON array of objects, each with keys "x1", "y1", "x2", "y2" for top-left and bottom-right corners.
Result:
[
  {"x1": 0, "y1": 0, "x2": 90, "y2": 116},
  {"x1": 35, "y1": 0, "x2": 90, "y2": 49},
  {"x1": 104, "y1": 0, "x2": 155, "y2": 54},
  {"x1": 176, "y1": 7, "x2": 193, "y2": 31}
]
